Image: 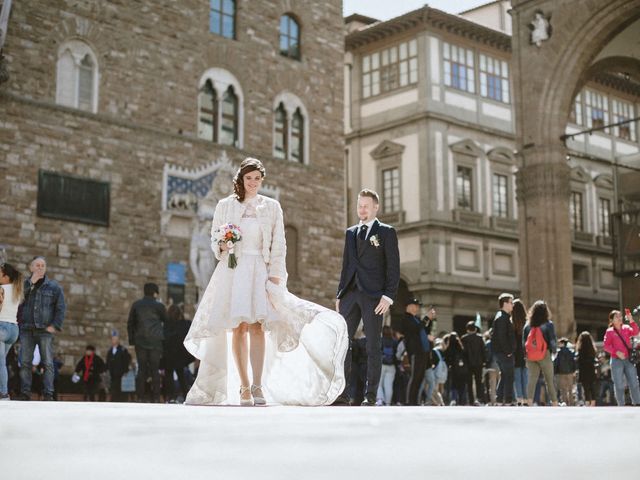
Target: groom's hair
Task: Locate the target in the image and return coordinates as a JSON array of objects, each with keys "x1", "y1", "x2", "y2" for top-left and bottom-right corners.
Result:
[{"x1": 358, "y1": 189, "x2": 379, "y2": 204}]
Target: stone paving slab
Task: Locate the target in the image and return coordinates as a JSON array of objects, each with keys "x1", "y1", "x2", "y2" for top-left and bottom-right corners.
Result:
[{"x1": 1, "y1": 402, "x2": 637, "y2": 480}]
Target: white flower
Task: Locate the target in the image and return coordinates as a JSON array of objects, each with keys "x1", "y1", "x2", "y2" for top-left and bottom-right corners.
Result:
[
  {"x1": 226, "y1": 240, "x2": 234, "y2": 250},
  {"x1": 370, "y1": 235, "x2": 380, "y2": 247}
]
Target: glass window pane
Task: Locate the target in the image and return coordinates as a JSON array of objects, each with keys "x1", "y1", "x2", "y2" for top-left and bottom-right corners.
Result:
[
  {"x1": 409, "y1": 58, "x2": 417, "y2": 83},
  {"x1": 280, "y1": 15, "x2": 288, "y2": 32},
  {"x1": 381, "y1": 49, "x2": 389, "y2": 66},
  {"x1": 223, "y1": 14, "x2": 234, "y2": 38},
  {"x1": 210, "y1": 11, "x2": 221, "y2": 34},
  {"x1": 443, "y1": 42, "x2": 450, "y2": 60},
  {"x1": 223, "y1": 0, "x2": 233, "y2": 13},
  {"x1": 290, "y1": 18, "x2": 299, "y2": 39},
  {"x1": 211, "y1": 0, "x2": 221, "y2": 10},
  {"x1": 371, "y1": 52, "x2": 379, "y2": 70},
  {"x1": 363, "y1": 55, "x2": 370, "y2": 73},
  {"x1": 399, "y1": 42, "x2": 407, "y2": 60},
  {"x1": 390, "y1": 47, "x2": 397, "y2": 64},
  {"x1": 409, "y1": 39, "x2": 417, "y2": 56}
]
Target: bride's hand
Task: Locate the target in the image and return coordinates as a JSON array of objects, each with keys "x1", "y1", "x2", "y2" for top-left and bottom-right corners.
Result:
[
  {"x1": 219, "y1": 242, "x2": 229, "y2": 252},
  {"x1": 269, "y1": 277, "x2": 280, "y2": 285}
]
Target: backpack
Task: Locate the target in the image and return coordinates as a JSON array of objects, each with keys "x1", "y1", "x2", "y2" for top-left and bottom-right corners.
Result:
[
  {"x1": 554, "y1": 347, "x2": 576, "y2": 374},
  {"x1": 525, "y1": 326, "x2": 547, "y2": 361},
  {"x1": 433, "y1": 349, "x2": 448, "y2": 383}
]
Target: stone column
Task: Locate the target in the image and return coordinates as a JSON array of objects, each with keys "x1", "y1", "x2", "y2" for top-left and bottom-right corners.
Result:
[{"x1": 516, "y1": 144, "x2": 576, "y2": 337}]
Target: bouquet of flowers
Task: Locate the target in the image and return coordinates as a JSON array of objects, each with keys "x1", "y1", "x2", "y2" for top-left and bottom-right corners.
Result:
[{"x1": 214, "y1": 223, "x2": 242, "y2": 269}]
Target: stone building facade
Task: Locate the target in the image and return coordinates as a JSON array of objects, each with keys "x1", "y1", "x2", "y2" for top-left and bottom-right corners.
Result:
[
  {"x1": 345, "y1": 4, "x2": 640, "y2": 338},
  {"x1": 0, "y1": 0, "x2": 345, "y2": 370}
]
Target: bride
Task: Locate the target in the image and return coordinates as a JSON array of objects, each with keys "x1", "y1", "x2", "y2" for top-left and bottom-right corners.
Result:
[{"x1": 184, "y1": 157, "x2": 348, "y2": 406}]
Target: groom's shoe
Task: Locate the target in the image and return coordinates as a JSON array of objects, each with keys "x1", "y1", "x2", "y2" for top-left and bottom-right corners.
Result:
[
  {"x1": 332, "y1": 394, "x2": 352, "y2": 406},
  {"x1": 361, "y1": 394, "x2": 377, "y2": 406}
]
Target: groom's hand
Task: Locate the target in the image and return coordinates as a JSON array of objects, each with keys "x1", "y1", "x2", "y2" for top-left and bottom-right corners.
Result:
[
  {"x1": 335, "y1": 299, "x2": 340, "y2": 313},
  {"x1": 374, "y1": 297, "x2": 391, "y2": 315}
]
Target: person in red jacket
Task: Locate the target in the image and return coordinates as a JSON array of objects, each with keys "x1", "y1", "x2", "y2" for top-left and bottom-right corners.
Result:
[{"x1": 603, "y1": 310, "x2": 640, "y2": 406}]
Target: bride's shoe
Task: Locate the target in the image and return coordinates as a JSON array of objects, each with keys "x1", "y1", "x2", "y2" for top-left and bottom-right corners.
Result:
[
  {"x1": 240, "y1": 386, "x2": 254, "y2": 406},
  {"x1": 251, "y1": 385, "x2": 266, "y2": 406}
]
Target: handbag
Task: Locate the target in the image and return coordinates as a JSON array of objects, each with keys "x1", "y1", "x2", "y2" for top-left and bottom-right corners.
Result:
[{"x1": 613, "y1": 328, "x2": 639, "y2": 365}]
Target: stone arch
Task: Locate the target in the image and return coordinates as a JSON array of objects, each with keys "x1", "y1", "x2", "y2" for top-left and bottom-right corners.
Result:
[{"x1": 532, "y1": 1, "x2": 640, "y2": 144}]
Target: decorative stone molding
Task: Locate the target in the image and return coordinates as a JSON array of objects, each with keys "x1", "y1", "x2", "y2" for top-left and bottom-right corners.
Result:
[
  {"x1": 450, "y1": 138, "x2": 484, "y2": 158},
  {"x1": 370, "y1": 139, "x2": 405, "y2": 159}
]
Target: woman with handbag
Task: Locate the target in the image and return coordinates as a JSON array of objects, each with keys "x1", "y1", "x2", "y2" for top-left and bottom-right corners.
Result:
[{"x1": 603, "y1": 310, "x2": 640, "y2": 406}]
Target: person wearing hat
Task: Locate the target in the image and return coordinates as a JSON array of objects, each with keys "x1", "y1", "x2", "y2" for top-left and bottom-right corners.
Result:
[
  {"x1": 106, "y1": 329, "x2": 131, "y2": 402},
  {"x1": 398, "y1": 298, "x2": 431, "y2": 406},
  {"x1": 461, "y1": 320, "x2": 486, "y2": 405}
]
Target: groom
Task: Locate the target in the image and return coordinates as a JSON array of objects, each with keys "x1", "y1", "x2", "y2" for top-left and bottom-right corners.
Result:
[{"x1": 335, "y1": 189, "x2": 400, "y2": 406}]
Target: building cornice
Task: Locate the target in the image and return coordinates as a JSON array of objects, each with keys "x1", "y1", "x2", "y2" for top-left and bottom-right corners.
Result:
[
  {"x1": 345, "y1": 6, "x2": 511, "y2": 52},
  {"x1": 345, "y1": 110, "x2": 516, "y2": 143}
]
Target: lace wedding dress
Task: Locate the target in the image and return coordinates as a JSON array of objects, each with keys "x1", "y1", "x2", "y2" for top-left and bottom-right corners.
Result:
[{"x1": 184, "y1": 197, "x2": 348, "y2": 405}]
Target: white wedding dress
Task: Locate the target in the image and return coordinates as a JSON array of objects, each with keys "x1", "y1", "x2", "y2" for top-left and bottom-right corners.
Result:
[{"x1": 183, "y1": 199, "x2": 348, "y2": 406}]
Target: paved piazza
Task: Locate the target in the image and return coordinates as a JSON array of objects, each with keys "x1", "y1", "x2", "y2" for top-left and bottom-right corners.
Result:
[{"x1": 2, "y1": 402, "x2": 637, "y2": 479}]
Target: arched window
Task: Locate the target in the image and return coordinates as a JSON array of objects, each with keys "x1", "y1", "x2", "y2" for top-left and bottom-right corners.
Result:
[
  {"x1": 274, "y1": 103, "x2": 288, "y2": 159},
  {"x1": 197, "y1": 68, "x2": 244, "y2": 147},
  {"x1": 198, "y1": 80, "x2": 218, "y2": 141},
  {"x1": 279, "y1": 14, "x2": 300, "y2": 60},
  {"x1": 210, "y1": 0, "x2": 236, "y2": 39},
  {"x1": 220, "y1": 86, "x2": 238, "y2": 146},
  {"x1": 291, "y1": 108, "x2": 304, "y2": 163},
  {"x1": 272, "y1": 93, "x2": 308, "y2": 164},
  {"x1": 56, "y1": 40, "x2": 99, "y2": 113}
]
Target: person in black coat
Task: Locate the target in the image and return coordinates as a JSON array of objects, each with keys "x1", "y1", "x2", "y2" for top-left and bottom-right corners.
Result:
[
  {"x1": 106, "y1": 330, "x2": 131, "y2": 402},
  {"x1": 162, "y1": 305, "x2": 194, "y2": 403},
  {"x1": 461, "y1": 321, "x2": 486, "y2": 405},
  {"x1": 336, "y1": 189, "x2": 400, "y2": 406},
  {"x1": 74, "y1": 345, "x2": 106, "y2": 401},
  {"x1": 398, "y1": 298, "x2": 431, "y2": 406},
  {"x1": 127, "y1": 283, "x2": 168, "y2": 403},
  {"x1": 491, "y1": 293, "x2": 516, "y2": 405}
]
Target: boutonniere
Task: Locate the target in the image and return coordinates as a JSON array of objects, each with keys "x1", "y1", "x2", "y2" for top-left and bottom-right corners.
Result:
[{"x1": 369, "y1": 234, "x2": 380, "y2": 248}]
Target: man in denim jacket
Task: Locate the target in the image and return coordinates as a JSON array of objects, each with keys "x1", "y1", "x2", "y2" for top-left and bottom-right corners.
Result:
[{"x1": 18, "y1": 256, "x2": 66, "y2": 400}]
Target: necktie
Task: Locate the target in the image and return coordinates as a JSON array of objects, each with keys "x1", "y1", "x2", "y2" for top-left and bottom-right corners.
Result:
[{"x1": 359, "y1": 224, "x2": 368, "y2": 241}]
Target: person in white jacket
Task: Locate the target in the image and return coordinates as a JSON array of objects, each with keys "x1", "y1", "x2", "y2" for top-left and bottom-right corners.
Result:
[
  {"x1": 0, "y1": 263, "x2": 23, "y2": 400},
  {"x1": 183, "y1": 158, "x2": 348, "y2": 406}
]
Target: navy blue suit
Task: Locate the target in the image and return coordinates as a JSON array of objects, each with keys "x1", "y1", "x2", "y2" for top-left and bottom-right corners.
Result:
[{"x1": 337, "y1": 219, "x2": 400, "y2": 400}]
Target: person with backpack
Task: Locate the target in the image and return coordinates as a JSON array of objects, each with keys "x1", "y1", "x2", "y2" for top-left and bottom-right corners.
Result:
[
  {"x1": 523, "y1": 300, "x2": 558, "y2": 406},
  {"x1": 602, "y1": 309, "x2": 640, "y2": 406},
  {"x1": 554, "y1": 338, "x2": 576, "y2": 405},
  {"x1": 512, "y1": 299, "x2": 528, "y2": 406},
  {"x1": 444, "y1": 332, "x2": 469, "y2": 405},
  {"x1": 376, "y1": 325, "x2": 398, "y2": 406}
]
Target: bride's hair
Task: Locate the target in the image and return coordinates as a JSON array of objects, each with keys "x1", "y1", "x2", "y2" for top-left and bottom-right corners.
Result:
[{"x1": 233, "y1": 157, "x2": 266, "y2": 202}]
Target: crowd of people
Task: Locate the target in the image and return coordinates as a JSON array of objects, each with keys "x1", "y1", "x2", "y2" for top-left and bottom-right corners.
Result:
[
  {"x1": 351, "y1": 293, "x2": 640, "y2": 407},
  {"x1": 0, "y1": 256, "x2": 195, "y2": 403},
  {"x1": 1, "y1": 256, "x2": 639, "y2": 407}
]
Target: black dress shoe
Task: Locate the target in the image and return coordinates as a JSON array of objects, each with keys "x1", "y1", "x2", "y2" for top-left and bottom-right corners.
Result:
[
  {"x1": 332, "y1": 394, "x2": 352, "y2": 406},
  {"x1": 15, "y1": 393, "x2": 31, "y2": 401},
  {"x1": 361, "y1": 394, "x2": 377, "y2": 406}
]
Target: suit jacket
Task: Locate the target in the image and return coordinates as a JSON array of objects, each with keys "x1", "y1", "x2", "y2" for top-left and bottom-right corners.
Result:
[{"x1": 336, "y1": 219, "x2": 400, "y2": 301}]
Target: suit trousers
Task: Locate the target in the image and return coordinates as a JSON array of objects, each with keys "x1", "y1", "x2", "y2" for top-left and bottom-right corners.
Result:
[{"x1": 339, "y1": 287, "x2": 383, "y2": 398}]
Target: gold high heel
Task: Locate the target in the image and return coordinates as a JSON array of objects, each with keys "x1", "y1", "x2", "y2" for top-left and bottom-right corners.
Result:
[
  {"x1": 240, "y1": 386, "x2": 254, "y2": 406},
  {"x1": 251, "y1": 385, "x2": 266, "y2": 406}
]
